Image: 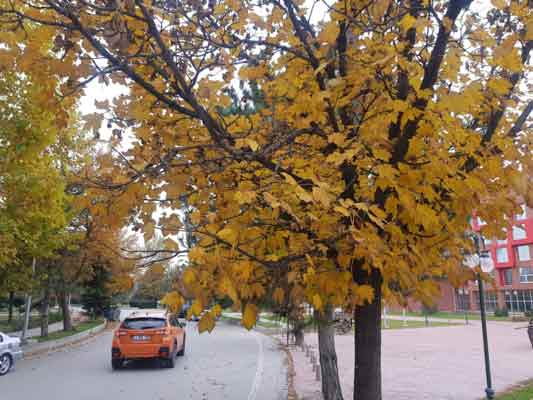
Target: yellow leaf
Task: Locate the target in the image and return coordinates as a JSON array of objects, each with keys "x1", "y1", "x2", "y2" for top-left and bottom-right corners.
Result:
[
  {"x1": 212, "y1": 304, "x2": 222, "y2": 317},
  {"x1": 234, "y1": 191, "x2": 256, "y2": 205},
  {"x1": 334, "y1": 205, "x2": 351, "y2": 217},
  {"x1": 183, "y1": 269, "x2": 196, "y2": 286},
  {"x1": 160, "y1": 291, "x2": 184, "y2": 313},
  {"x1": 191, "y1": 300, "x2": 203, "y2": 317},
  {"x1": 400, "y1": 14, "x2": 417, "y2": 31},
  {"x1": 273, "y1": 287, "x2": 285, "y2": 304},
  {"x1": 305, "y1": 254, "x2": 315, "y2": 268},
  {"x1": 242, "y1": 303, "x2": 258, "y2": 330},
  {"x1": 164, "y1": 238, "x2": 179, "y2": 251},
  {"x1": 312, "y1": 294, "x2": 323, "y2": 311},
  {"x1": 355, "y1": 284, "x2": 374, "y2": 304},
  {"x1": 198, "y1": 312, "x2": 215, "y2": 333},
  {"x1": 218, "y1": 227, "x2": 238, "y2": 245},
  {"x1": 312, "y1": 186, "x2": 332, "y2": 207},
  {"x1": 246, "y1": 139, "x2": 259, "y2": 151},
  {"x1": 491, "y1": 0, "x2": 507, "y2": 9}
]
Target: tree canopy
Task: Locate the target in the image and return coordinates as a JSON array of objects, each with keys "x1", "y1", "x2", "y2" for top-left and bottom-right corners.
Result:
[{"x1": 1, "y1": 1, "x2": 531, "y2": 397}]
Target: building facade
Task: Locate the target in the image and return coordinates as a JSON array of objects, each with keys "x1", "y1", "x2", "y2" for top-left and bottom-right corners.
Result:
[
  {"x1": 468, "y1": 204, "x2": 533, "y2": 314},
  {"x1": 394, "y1": 204, "x2": 533, "y2": 315}
]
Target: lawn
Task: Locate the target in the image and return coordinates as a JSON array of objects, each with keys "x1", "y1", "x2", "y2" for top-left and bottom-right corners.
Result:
[
  {"x1": 495, "y1": 381, "x2": 533, "y2": 400},
  {"x1": 389, "y1": 311, "x2": 511, "y2": 322},
  {"x1": 382, "y1": 319, "x2": 458, "y2": 329},
  {"x1": 222, "y1": 313, "x2": 457, "y2": 330},
  {"x1": 37, "y1": 319, "x2": 104, "y2": 342}
]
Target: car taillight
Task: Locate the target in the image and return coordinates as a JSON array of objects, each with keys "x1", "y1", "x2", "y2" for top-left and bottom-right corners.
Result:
[
  {"x1": 155, "y1": 329, "x2": 169, "y2": 335},
  {"x1": 115, "y1": 330, "x2": 128, "y2": 337}
]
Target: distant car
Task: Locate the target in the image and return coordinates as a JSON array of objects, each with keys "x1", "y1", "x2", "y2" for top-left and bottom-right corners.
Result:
[
  {"x1": 111, "y1": 311, "x2": 186, "y2": 370},
  {"x1": 190, "y1": 309, "x2": 211, "y2": 322},
  {"x1": 0, "y1": 332, "x2": 23, "y2": 376}
]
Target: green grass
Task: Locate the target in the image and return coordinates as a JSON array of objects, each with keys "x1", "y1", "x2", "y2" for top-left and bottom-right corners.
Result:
[
  {"x1": 222, "y1": 314, "x2": 456, "y2": 330},
  {"x1": 381, "y1": 319, "x2": 458, "y2": 329},
  {"x1": 495, "y1": 381, "x2": 533, "y2": 400},
  {"x1": 221, "y1": 315, "x2": 282, "y2": 329},
  {"x1": 37, "y1": 319, "x2": 104, "y2": 342},
  {"x1": 389, "y1": 311, "x2": 511, "y2": 322}
]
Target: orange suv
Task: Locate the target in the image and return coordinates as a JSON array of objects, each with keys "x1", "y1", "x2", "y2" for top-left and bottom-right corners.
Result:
[{"x1": 111, "y1": 311, "x2": 186, "y2": 369}]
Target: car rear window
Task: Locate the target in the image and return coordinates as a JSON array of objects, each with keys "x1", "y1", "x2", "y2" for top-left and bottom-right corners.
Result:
[{"x1": 122, "y1": 318, "x2": 166, "y2": 330}]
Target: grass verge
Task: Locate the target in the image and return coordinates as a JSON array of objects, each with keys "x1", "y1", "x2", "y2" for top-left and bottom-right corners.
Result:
[
  {"x1": 495, "y1": 381, "x2": 533, "y2": 400},
  {"x1": 37, "y1": 319, "x2": 104, "y2": 342},
  {"x1": 389, "y1": 311, "x2": 511, "y2": 322},
  {"x1": 382, "y1": 319, "x2": 458, "y2": 329}
]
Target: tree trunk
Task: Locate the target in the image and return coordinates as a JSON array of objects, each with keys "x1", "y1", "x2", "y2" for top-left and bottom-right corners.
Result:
[
  {"x1": 316, "y1": 305, "x2": 344, "y2": 400},
  {"x1": 354, "y1": 268, "x2": 382, "y2": 400},
  {"x1": 40, "y1": 280, "x2": 50, "y2": 337},
  {"x1": 292, "y1": 319, "x2": 305, "y2": 347},
  {"x1": 7, "y1": 291, "x2": 14, "y2": 323},
  {"x1": 59, "y1": 291, "x2": 73, "y2": 331}
]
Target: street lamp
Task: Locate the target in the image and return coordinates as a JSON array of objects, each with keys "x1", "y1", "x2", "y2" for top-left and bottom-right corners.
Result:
[{"x1": 472, "y1": 233, "x2": 495, "y2": 400}]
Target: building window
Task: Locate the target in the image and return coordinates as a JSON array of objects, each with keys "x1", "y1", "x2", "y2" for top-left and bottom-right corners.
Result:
[
  {"x1": 512, "y1": 225, "x2": 527, "y2": 240},
  {"x1": 517, "y1": 245, "x2": 531, "y2": 262},
  {"x1": 502, "y1": 269, "x2": 513, "y2": 285},
  {"x1": 517, "y1": 205, "x2": 528, "y2": 220},
  {"x1": 496, "y1": 247, "x2": 509, "y2": 263},
  {"x1": 455, "y1": 289, "x2": 470, "y2": 311},
  {"x1": 505, "y1": 290, "x2": 533, "y2": 312},
  {"x1": 519, "y1": 267, "x2": 533, "y2": 283},
  {"x1": 474, "y1": 291, "x2": 497, "y2": 312}
]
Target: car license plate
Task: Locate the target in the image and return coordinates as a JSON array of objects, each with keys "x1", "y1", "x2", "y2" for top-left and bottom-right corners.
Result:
[{"x1": 132, "y1": 335, "x2": 150, "y2": 341}]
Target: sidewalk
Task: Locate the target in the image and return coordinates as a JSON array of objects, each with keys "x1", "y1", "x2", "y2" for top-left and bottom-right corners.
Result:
[
  {"x1": 289, "y1": 321, "x2": 532, "y2": 400},
  {"x1": 10, "y1": 321, "x2": 64, "y2": 339}
]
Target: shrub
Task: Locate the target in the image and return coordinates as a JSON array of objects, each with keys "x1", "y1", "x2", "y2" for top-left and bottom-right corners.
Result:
[{"x1": 494, "y1": 307, "x2": 509, "y2": 317}]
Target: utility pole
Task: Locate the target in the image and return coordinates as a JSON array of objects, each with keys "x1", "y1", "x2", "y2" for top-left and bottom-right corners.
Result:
[
  {"x1": 21, "y1": 257, "x2": 36, "y2": 342},
  {"x1": 473, "y1": 233, "x2": 494, "y2": 400}
]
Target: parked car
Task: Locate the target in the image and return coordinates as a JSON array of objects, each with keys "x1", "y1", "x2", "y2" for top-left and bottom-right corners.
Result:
[
  {"x1": 111, "y1": 311, "x2": 186, "y2": 370},
  {"x1": 0, "y1": 332, "x2": 23, "y2": 376}
]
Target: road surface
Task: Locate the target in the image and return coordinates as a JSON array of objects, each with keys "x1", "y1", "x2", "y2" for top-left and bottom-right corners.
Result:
[{"x1": 2, "y1": 322, "x2": 287, "y2": 400}]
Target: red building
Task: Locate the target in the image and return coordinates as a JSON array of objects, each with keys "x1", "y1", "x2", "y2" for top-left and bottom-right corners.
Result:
[
  {"x1": 469, "y1": 204, "x2": 533, "y2": 314},
  {"x1": 394, "y1": 204, "x2": 533, "y2": 315}
]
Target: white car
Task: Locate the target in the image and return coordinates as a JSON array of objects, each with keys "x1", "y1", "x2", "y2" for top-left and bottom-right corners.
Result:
[{"x1": 0, "y1": 332, "x2": 23, "y2": 376}]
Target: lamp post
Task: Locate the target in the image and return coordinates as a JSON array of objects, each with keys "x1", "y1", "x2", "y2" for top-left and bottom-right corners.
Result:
[{"x1": 472, "y1": 233, "x2": 495, "y2": 400}]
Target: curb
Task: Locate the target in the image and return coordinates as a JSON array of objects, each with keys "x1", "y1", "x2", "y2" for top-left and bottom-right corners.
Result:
[
  {"x1": 22, "y1": 322, "x2": 107, "y2": 359},
  {"x1": 221, "y1": 317, "x2": 296, "y2": 400},
  {"x1": 278, "y1": 341, "x2": 298, "y2": 400},
  {"x1": 253, "y1": 326, "x2": 298, "y2": 400}
]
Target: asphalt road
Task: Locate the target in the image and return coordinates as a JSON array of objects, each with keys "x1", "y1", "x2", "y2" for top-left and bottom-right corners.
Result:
[{"x1": 2, "y1": 322, "x2": 287, "y2": 400}]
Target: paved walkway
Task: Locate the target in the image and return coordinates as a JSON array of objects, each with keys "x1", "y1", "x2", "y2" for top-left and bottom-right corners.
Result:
[
  {"x1": 10, "y1": 321, "x2": 64, "y2": 339},
  {"x1": 290, "y1": 321, "x2": 533, "y2": 400}
]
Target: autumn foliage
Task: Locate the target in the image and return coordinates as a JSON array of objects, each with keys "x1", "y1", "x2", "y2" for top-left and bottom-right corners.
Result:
[{"x1": 1, "y1": 0, "x2": 531, "y2": 398}]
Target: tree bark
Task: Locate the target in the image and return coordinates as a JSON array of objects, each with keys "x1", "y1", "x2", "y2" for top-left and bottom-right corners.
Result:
[
  {"x1": 59, "y1": 291, "x2": 73, "y2": 331},
  {"x1": 354, "y1": 268, "x2": 382, "y2": 400},
  {"x1": 316, "y1": 305, "x2": 344, "y2": 400},
  {"x1": 7, "y1": 291, "x2": 14, "y2": 323},
  {"x1": 40, "y1": 279, "x2": 50, "y2": 337},
  {"x1": 292, "y1": 319, "x2": 305, "y2": 347}
]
